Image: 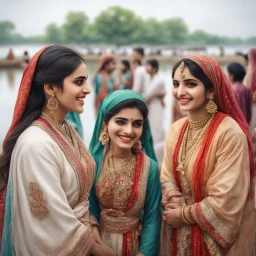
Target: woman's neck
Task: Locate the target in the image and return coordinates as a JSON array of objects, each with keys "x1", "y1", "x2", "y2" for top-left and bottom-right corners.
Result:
[
  {"x1": 42, "y1": 106, "x2": 67, "y2": 125},
  {"x1": 110, "y1": 144, "x2": 132, "y2": 157},
  {"x1": 189, "y1": 107, "x2": 209, "y2": 121}
]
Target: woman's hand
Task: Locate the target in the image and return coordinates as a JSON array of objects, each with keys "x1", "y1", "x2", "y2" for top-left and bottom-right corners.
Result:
[
  {"x1": 162, "y1": 208, "x2": 184, "y2": 228},
  {"x1": 92, "y1": 225, "x2": 104, "y2": 245},
  {"x1": 136, "y1": 253, "x2": 145, "y2": 256},
  {"x1": 91, "y1": 242, "x2": 116, "y2": 256},
  {"x1": 162, "y1": 190, "x2": 182, "y2": 206}
]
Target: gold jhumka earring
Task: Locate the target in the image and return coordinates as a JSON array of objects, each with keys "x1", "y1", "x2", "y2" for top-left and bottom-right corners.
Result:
[
  {"x1": 206, "y1": 96, "x2": 218, "y2": 114},
  {"x1": 99, "y1": 127, "x2": 109, "y2": 145},
  {"x1": 179, "y1": 61, "x2": 185, "y2": 78},
  {"x1": 47, "y1": 94, "x2": 58, "y2": 116},
  {"x1": 132, "y1": 140, "x2": 142, "y2": 152}
]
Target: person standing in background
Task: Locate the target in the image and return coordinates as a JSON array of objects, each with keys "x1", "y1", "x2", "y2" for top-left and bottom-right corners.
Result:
[
  {"x1": 244, "y1": 49, "x2": 256, "y2": 127},
  {"x1": 145, "y1": 59, "x2": 166, "y2": 166},
  {"x1": 132, "y1": 47, "x2": 149, "y2": 96},
  {"x1": 227, "y1": 62, "x2": 252, "y2": 124},
  {"x1": 94, "y1": 54, "x2": 117, "y2": 112},
  {"x1": 117, "y1": 60, "x2": 133, "y2": 90}
]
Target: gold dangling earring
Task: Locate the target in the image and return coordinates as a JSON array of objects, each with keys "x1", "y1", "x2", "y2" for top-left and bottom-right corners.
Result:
[
  {"x1": 99, "y1": 127, "x2": 109, "y2": 145},
  {"x1": 47, "y1": 94, "x2": 59, "y2": 116},
  {"x1": 132, "y1": 140, "x2": 142, "y2": 152},
  {"x1": 206, "y1": 96, "x2": 218, "y2": 114}
]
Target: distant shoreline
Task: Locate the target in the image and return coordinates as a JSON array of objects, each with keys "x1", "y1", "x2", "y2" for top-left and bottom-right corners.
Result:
[
  {"x1": 81, "y1": 54, "x2": 245, "y2": 65},
  {"x1": 0, "y1": 54, "x2": 245, "y2": 69}
]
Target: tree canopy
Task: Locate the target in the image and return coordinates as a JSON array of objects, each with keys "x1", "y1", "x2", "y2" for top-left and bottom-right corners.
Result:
[{"x1": 0, "y1": 6, "x2": 255, "y2": 45}]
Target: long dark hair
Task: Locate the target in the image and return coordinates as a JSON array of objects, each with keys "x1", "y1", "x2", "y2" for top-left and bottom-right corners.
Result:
[
  {"x1": 0, "y1": 45, "x2": 85, "y2": 191},
  {"x1": 103, "y1": 99, "x2": 148, "y2": 132},
  {"x1": 172, "y1": 59, "x2": 214, "y2": 90}
]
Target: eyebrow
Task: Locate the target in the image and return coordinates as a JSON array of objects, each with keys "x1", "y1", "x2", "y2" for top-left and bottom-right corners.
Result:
[
  {"x1": 173, "y1": 78, "x2": 198, "y2": 82},
  {"x1": 74, "y1": 76, "x2": 88, "y2": 80},
  {"x1": 114, "y1": 117, "x2": 143, "y2": 122}
]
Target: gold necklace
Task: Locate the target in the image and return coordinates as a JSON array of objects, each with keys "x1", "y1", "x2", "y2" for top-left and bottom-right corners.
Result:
[
  {"x1": 108, "y1": 150, "x2": 133, "y2": 170},
  {"x1": 177, "y1": 114, "x2": 214, "y2": 177},
  {"x1": 188, "y1": 113, "x2": 214, "y2": 130}
]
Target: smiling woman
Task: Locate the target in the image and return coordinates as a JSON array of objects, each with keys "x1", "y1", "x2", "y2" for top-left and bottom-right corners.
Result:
[
  {"x1": 89, "y1": 90, "x2": 161, "y2": 256},
  {"x1": 160, "y1": 55, "x2": 254, "y2": 255},
  {"x1": 0, "y1": 45, "x2": 116, "y2": 256}
]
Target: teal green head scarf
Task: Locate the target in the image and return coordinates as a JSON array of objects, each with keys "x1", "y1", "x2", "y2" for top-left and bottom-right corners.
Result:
[{"x1": 89, "y1": 90, "x2": 157, "y2": 178}]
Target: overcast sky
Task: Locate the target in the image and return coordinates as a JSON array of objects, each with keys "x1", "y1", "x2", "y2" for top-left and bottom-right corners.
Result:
[{"x1": 1, "y1": 0, "x2": 255, "y2": 38}]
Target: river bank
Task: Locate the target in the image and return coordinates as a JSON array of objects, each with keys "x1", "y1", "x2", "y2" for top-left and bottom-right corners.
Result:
[{"x1": 0, "y1": 54, "x2": 245, "y2": 69}]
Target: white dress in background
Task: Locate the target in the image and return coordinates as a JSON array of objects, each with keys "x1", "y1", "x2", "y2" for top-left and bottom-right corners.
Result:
[
  {"x1": 133, "y1": 65, "x2": 149, "y2": 96},
  {"x1": 144, "y1": 74, "x2": 166, "y2": 167}
]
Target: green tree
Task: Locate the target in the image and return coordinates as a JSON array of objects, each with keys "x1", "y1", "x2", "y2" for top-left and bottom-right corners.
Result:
[
  {"x1": 161, "y1": 18, "x2": 189, "y2": 44},
  {"x1": 189, "y1": 30, "x2": 209, "y2": 45},
  {"x1": 0, "y1": 21, "x2": 16, "y2": 43},
  {"x1": 245, "y1": 37, "x2": 256, "y2": 44},
  {"x1": 45, "y1": 23, "x2": 62, "y2": 43},
  {"x1": 62, "y1": 11, "x2": 89, "y2": 43},
  {"x1": 93, "y1": 6, "x2": 143, "y2": 45},
  {"x1": 141, "y1": 18, "x2": 165, "y2": 44}
]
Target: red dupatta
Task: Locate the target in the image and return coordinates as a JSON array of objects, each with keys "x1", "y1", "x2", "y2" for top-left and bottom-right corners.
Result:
[
  {"x1": 122, "y1": 152, "x2": 144, "y2": 256},
  {"x1": 171, "y1": 54, "x2": 254, "y2": 256},
  {"x1": 0, "y1": 46, "x2": 50, "y2": 248}
]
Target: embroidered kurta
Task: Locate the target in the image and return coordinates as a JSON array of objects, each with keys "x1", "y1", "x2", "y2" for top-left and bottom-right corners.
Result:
[
  {"x1": 2, "y1": 124, "x2": 97, "y2": 255},
  {"x1": 90, "y1": 152, "x2": 161, "y2": 256},
  {"x1": 160, "y1": 116, "x2": 254, "y2": 255}
]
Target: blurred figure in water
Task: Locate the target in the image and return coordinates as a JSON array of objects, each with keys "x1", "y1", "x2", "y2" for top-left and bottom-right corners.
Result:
[{"x1": 5, "y1": 48, "x2": 15, "y2": 60}]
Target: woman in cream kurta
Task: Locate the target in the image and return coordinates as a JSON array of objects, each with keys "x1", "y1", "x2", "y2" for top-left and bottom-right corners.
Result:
[
  {"x1": 1, "y1": 45, "x2": 115, "y2": 256},
  {"x1": 3, "y1": 121, "x2": 96, "y2": 255},
  {"x1": 160, "y1": 55, "x2": 255, "y2": 255}
]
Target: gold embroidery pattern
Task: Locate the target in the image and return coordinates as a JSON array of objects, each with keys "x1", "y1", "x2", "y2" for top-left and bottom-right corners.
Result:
[
  {"x1": 29, "y1": 182, "x2": 49, "y2": 220},
  {"x1": 177, "y1": 225, "x2": 191, "y2": 256},
  {"x1": 193, "y1": 199, "x2": 235, "y2": 247},
  {"x1": 99, "y1": 154, "x2": 150, "y2": 233},
  {"x1": 96, "y1": 152, "x2": 136, "y2": 211},
  {"x1": 159, "y1": 219, "x2": 173, "y2": 256},
  {"x1": 203, "y1": 232, "x2": 222, "y2": 256},
  {"x1": 32, "y1": 119, "x2": 96, "y2": 206}
]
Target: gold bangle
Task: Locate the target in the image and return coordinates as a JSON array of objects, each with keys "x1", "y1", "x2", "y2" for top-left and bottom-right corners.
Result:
[{"x1": 181, "y1": 206, "x2": 190, "y2": 225}]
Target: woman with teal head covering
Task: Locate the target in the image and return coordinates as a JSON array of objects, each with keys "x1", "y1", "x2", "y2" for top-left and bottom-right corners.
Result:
[{"x1": 89, "y1": 90, "x2": 161, "y2": 256}]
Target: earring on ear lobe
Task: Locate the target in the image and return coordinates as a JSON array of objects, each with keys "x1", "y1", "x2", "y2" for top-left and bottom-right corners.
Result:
[
  {"x1": 47, "y1": 94, "x2": 59, "y2": 116},
  {"x1": 132, "y1": 140, "x2": 142, "y2": 152},
  {"x1": 99, "y1": 126, "x2": 109, "y2": 145},
  {"x1": 206, "y1": 96, "x2": 218, "y2": 114}
]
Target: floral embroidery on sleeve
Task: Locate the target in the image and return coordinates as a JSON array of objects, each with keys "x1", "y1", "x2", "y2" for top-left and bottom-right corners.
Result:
[{"x1": 29, "y1": 182, "x2": 49, "y2": 220}]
